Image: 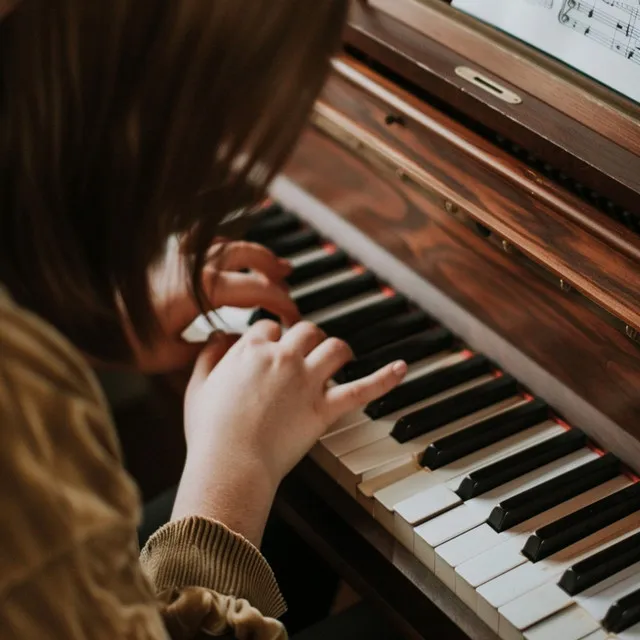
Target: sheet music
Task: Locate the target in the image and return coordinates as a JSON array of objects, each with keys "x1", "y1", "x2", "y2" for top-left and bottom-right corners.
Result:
[
  {"x1": 452, "y1": 0, "x2": 640, "y2": 102},
  {"x1": 560, "y1": 1, "x2": 640, "y2": 63}
]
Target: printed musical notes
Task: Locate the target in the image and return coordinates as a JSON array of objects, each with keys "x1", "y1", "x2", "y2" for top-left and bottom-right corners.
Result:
[
  {"x1": 452, "y1": 0, "x2": 640, "y2": 102},
  {"x1": 560, "y1": 0, "x2": 640, "y2": 63}
]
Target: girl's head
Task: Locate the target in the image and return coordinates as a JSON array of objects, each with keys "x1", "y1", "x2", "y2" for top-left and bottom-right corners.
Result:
[{"x1": 0, "y1": 0, "x2": 347, "y2": 361}]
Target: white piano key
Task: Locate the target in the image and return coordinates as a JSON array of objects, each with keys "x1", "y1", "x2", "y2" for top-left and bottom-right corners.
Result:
[
  {"x1": 577, "y1": 560, "x2": 640, "y2": 623},
  {"x1": 183, "y1": 306, "x2": 253, "y2": 342},
  {"x1": 304, "y1": 291, "x2": 388, "y2": 326},
  {"x1": 356, "y1": 460, "x2": 420, "y2": 513},
  {"x1": 499, "y1": 583, "x2": 573, "y2": 637},
  {"x1": 393, "y1": 420, "x2": 566, "y2": 539},
  {"x1": 337, "y1": 390, "x2": 518, "y2": 495},
  {"x1": 477, "y1": 512, "x2": 640, "y2": 631},
  {"x1": 620, "y1": 622, "x2": 640, "y2": 639},
  {"x1": 289, "y1": 267, "x2": 360, "y2": 298},
  {"x1": 413, "y1": 449, "x2": 598, "y2": 571},
  {"x1": 581, "y1": 631, "x2": 617, "y2": 640},
  {"x1": 522, "y1": 605, "x2": 601, "y2": 640},
  {"x1": 288, "y1": 246, "x2": 331, "y2": 268},
  {"x1": 375, "y1": 419, "x2": 563, "y2": 518},
  {"x1": 455, "y1": 477, "x2": 631, "y2": 610},
  {"x1": 317, "y1": 352, "x2": 475, "y2": 471}
]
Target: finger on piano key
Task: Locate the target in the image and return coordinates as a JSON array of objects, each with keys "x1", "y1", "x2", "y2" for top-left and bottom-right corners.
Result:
[
  {"x1": 337, "y1": 328, "x2": 454, "y2": 383},
  {"x1": 365, "y1": 353, "x2": 491, "y2": 419},
  {"x1": 477, "y1": 511, "x2": 640, "y2": 631},
  {"x1": 413, "y1": 448, "x2": 600, "y2": 572},
  {"x1": 314, "y1": 352, "x2": 476, "y2": 476},
  {"x1": 250, "y1": 286, "x2": 390, "y2": 328},
  {"x1": 453, "y1": 478, "x2": 631, "y2": 611},
  {"x1": 336, "y1": 394, "x2": 523, "y2": 497}
]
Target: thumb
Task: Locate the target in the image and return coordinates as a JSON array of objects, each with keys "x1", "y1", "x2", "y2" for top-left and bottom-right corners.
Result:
[{"x1": 190, "y1": 332, "x2": 240, "y2": 382}]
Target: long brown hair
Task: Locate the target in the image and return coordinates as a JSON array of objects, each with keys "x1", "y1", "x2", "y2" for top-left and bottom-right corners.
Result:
[{"x1": 0, "y1": 0, "x2": 347, "y2": 363}]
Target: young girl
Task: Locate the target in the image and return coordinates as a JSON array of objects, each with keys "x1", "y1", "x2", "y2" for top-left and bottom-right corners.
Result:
[{"x1": 0, "y1": 1, "x2": 407, "y2": 638}]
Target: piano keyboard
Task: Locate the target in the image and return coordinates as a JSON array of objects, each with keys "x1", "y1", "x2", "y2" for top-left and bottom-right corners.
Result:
[{"x1": 186, "y1": 185, "x2": 640, "y2": 640}]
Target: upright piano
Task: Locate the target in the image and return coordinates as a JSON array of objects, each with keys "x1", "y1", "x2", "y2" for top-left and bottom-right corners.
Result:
[{"x1": 206, "y1": 1, "x2": 640, "y2": 638}]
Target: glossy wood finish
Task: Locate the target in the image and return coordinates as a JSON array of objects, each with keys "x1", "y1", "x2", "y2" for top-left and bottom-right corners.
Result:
[
  {"x1": 344, "y1": 1, "x2": 640, "y2": 214},
  {"x1": 282, "y1": 126, "x2": 640, "y2": 451},
  {"x1": 328, "y1": 58, "x2": 640, "y2": 265},
  {"x1": 368, "y1": 0, "x2": 640, "y2": 155},
  {"x1": 316, "y1": 61, "x2": 640, "y2": 334}
]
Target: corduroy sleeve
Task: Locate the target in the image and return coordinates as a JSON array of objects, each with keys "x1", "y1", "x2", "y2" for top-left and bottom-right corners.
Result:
[
  {"x1": 0, "y1": 289, "x2": 287, "y2": 640},
  {"x1": 141, "y1": 517, "x2": 287, "y2": 640}
]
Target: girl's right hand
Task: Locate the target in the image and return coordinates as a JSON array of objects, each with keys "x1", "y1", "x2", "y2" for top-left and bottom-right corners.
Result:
[{"x1": 172, "y1": 320, "x2": 407, "y2": 544}]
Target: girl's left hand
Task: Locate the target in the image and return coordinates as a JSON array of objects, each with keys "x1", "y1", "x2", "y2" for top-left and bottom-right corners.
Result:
[{"x1": 125, "y1": 239, "x2": 300, "y2": 373}]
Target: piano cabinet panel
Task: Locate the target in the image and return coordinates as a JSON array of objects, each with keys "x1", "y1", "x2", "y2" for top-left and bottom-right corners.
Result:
[
  {"x1": 344, "y1": 1, "x2": 640, "y2": 215},
  {"x1": 282, "y1": 127, "x2": 640, "y2": 461},
  {"x1": 317, "y1": 65, "x2": 640, "y2": 332}
]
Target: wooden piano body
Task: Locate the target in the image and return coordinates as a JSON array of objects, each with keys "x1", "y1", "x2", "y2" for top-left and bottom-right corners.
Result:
[{"x1": 267, "y1": 1, "x2": 640, "y2": 638}]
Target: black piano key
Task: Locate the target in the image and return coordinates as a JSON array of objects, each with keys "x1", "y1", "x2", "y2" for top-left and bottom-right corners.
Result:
[
  {"x1": 559, "y1": 530, "x2": 640, "y2": 596},
  {"x1": 253, "y1": 202, "x2": 285, "y2": 220},
  {"x1": 365, "y1": 354, "x2": 491, "y2": 420},
  {"x1": 395, "y1": 374, "x2": 518, "y2": 445},
  {"x1": 319, "y1": 294, "x2": 408, "y2": 338},
  {"x1": 295, "y1": 272, "x2": 379, "y2": 316},
  {"x1": 248, "y1": 308, "x2": 280, "y2": 325},
  {"x1": 604, "y1": 586, "x2": 640, "y2": 633},
  {"x1": 522, "y1": 482, "x2": 640, "y2": 563},
  {"x1": 336, "y1": 328, "x2": 454, "y2": 384},
  {"x1": 263, "y1": 229, "x2": 321, "y2": 256},
  {"x1": 487, "y1": 453, "x2": 621, "y2": 533},
  {"x1": 348, "y1": 310, "x2": 434, "y2": 356},
  {"x1": 286, "y1": 250, "x2": 350, "y2": 287},
  {"x1": 422, "y1": 399, "x2": 549, "y2": 470},
  {"x1": 455, "y1": 429, "x2": 587, "y2": 501},
  {"x1": 246, "y1": 210, "x2": 300, "y2": 242}
]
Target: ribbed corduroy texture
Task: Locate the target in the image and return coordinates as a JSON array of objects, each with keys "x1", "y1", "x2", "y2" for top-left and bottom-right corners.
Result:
[
  {"x1": 0, "y1": 288, "x2": 287, "y2": 639},
  {"x1": 141, "y1": 517, "x2": 286, "y2": 619}
]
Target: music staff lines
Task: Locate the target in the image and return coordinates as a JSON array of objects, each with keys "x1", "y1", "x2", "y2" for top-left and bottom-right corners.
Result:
[{"x1": 560, "y1": 0, "x2": 640, "y2": 62}]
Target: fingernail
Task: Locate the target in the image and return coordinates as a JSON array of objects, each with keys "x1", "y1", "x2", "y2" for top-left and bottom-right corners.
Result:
[{"x1": 392, "y1": 361, "x2": 408, "y2": 377}]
